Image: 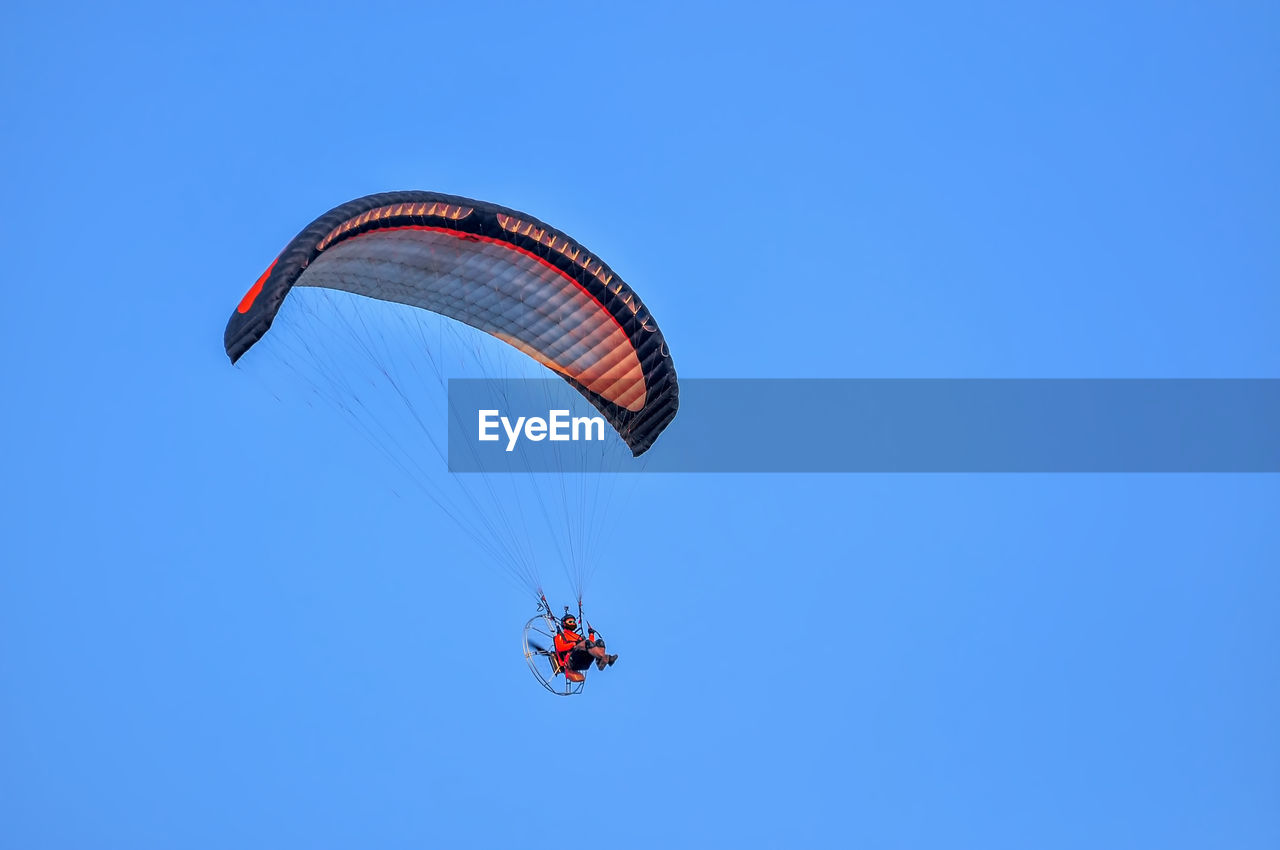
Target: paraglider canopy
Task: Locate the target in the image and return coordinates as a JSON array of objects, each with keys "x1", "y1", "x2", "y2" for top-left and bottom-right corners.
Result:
[{"x1": 225, "y1": 190, "x2": 678, "y2": 455}]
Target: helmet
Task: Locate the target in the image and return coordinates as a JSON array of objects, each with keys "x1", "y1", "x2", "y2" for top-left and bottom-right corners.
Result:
[{"x1": 561, "y1": 615, "x2": 578, "y2": 630}]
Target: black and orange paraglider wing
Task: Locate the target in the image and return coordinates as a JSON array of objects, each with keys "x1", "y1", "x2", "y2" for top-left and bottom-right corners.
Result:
[{"x1": 225, "y1": 191, "x2": 677, "y2": 455}]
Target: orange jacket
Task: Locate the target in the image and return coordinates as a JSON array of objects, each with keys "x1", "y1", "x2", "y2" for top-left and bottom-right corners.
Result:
[
  {"x1": 554, "y1": 628, "x2": 584, "y2": 655},
  {"x1": 554, "y1": 626, "x2": 600, "y2": 654}
]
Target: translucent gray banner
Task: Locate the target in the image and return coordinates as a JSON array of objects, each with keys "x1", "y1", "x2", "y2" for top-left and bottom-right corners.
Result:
[{"x1": 447, "y1": 379, "x2": 1280, "y2": 472}]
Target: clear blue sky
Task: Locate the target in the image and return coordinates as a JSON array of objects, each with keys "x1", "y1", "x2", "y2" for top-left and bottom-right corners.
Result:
[{"x1": 3, "y1": 2, "x2": 1278, "y2": 848}]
